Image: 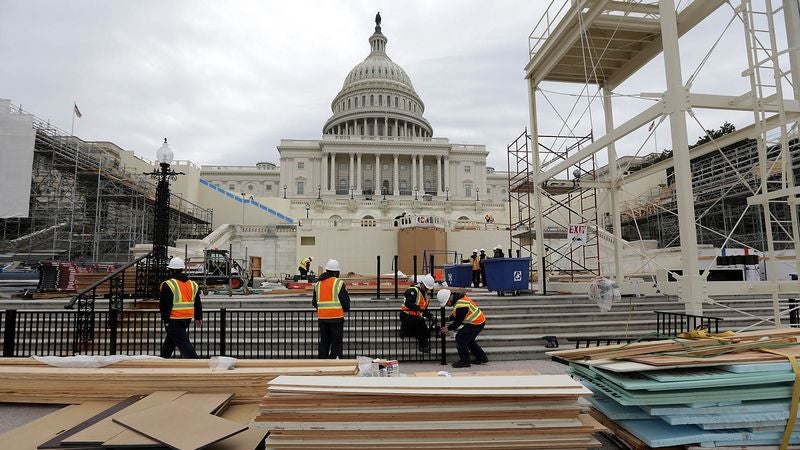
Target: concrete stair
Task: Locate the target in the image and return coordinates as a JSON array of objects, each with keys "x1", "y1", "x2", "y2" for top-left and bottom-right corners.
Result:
[{"x1": 1, "y1": 292, "x2": 796, "y2": 361}]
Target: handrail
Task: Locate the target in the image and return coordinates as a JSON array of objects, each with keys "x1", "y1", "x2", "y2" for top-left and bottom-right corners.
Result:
[{"x1": 65, "y1": 251, "x2": 153, "y2": 309}]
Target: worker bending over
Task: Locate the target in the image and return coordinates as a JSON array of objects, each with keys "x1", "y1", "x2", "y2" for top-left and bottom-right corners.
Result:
[
  {"x1": 399, "y1": 274, "x2": 437, "y2": 353},
  {"x1": 438, "y1": 289, "x2": 488, "y2": 368},
  {"x1": 312, "y1": 259, "x2": 350, "y2": 358}
]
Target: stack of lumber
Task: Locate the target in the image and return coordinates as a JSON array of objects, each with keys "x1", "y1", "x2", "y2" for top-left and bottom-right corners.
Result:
[
  {"x1": 73, "y1": 267, "x2": 135, "y2": 294},
  {"x1": 549, "y1": 327, "x2": 800, "y2": 449},
  {"x1": 254, "y1": 374, "x2": 605, "y2": 449},
  {"x1": 0, "y1": 357, "x2": 357, "y2": 404},
  {"x1": 0, "y1": 391, "x2": 267, "y2": 450}
]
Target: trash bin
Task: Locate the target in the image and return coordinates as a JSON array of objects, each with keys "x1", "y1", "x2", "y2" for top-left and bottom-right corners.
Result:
[
  {"x1": 443, "y1": 264, "x2": 473, "y2": 288},
  {"x1": 482, "y1": 257, "x2": 531, "y2": 295}
]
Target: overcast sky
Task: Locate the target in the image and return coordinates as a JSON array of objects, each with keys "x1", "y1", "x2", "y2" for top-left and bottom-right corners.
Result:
[{"x1": 0, "y1": 1, "x2": 788, "y2": 171}]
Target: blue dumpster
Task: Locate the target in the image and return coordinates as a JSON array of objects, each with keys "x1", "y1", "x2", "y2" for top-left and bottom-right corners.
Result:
[
  {"x1": 483, "y1": 257, "x2": 531, "y2": 294},
  {"x1": 443, "y1": 264, "x2": 473, "y2": 288}
]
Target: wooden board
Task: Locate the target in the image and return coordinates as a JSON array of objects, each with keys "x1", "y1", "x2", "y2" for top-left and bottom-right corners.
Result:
[
  {"x1": 269, "y1": 374, "x2": 586, "y2": 390},
  {"x1": 38, "y1": 396, "x2": 144, "y2": 449},
  {"x1": 0, "y1": 402, "x2": 114, "y2": 450},
  {"x1": 62, "y1": 391, "x2": 186, "y2": 445},
  {"x1": 206, "y1": 404, "x2": 267, "y2": 450},
  {"x1": 100, "y1": 393, "x2": 234, "y2": 447},
  {"x1": 114, "y1": 403, "x2": 247, "y2": 450},
  {"x1": 267, "y1": 385, "x2": 590, "y2": 396}
]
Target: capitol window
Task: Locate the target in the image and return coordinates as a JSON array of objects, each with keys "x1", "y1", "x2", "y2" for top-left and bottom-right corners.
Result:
[
  {"x1": 395, "y1": 97, "x2": 398, "y2": 107},
  {"x1": 296, "y1": 181, "x2": 305, "y2": 195},
  {"x1": 248, "y1": 184, "x2": 254, "y2": 191},
  {"x1": 379, "y1": 96, "x2": 382, "y2": 106},
  {"x1": 297, "y1": 161, "x2": 304, "y2": 170},
  {"x1": 465, "y1": 184, "x2": 472, "y2": 198},
  {"x1": 348, "y1": 99, "x2": 351, "y2": 109},
  {"x1": 370, "y1": 95, "x2": 374, "y2": 106},
  {"x1": 266, "y1": 184, "x2": 272, "y2": 191},
  {"x1": 355, "y1": 97, "x2": 358, "y2": 107},
  {"x1": 229, "y1": 183, "x2": 235, "y2": 191},
  {"x1": 464, "y1": 165, "x2": 471, "y2": 173}
]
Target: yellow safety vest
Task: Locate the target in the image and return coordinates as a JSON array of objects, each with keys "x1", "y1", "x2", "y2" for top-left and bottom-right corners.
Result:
[
  {"x1": 315, "y1": 277, "x2": 345, "y2": 319},
  {"x1": 299, "y1": 257, "x2": 311, "y2": 271},
  {"x1": 453, "y1": 296, "x2": 486, "y2": 325},
  {"x1": 400, "y1": 286, "x2": 428, "y2": 317},
  {"x1": 162, "y1": 279, "x2": 199, "y2": 320}
]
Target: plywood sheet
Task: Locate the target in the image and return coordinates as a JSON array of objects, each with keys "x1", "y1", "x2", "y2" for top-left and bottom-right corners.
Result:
[
  {"x1": 269, "y1": 374, "x2": 583, "y2": 389},
  {"x1": 113, "y1": 403, "x2": 247, "y2": 450},
  {"x1": 267, "y1": 385, "x2": 590, "y2": 396},
  {"x1": 101, "y1": 393, "x2": 233, "y2": 447},
  {"x1": 62, "y1": 391, "x2": 185, "y2": 445},
  {"x1": 0, "y1": 402, "x2": 113, "y2": 450}
]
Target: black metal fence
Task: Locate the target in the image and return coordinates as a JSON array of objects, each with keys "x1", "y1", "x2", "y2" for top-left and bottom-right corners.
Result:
[
  {"x1": 0, "y1": 307, "x2": 448, "y2": 363},
  {"x1": 654, "y1": 310, "x2": 724, "y2": 336}
]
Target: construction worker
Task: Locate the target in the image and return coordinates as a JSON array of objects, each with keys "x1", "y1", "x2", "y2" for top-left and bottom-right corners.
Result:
[
  {"x1": 438, "y1": 289, "x2": 488, "y2": 368},
  {"x1": 493, "y1": 245, "x2": 505, "y2": 258},
  {"x1": 312, "y1": 259, "x2": 350, "y2": 359},
  {"x1": 399, "y1": 273, "x2": 438, "y2": 353},
  {"x1": 469, "y1": 249, "x2": 481, "y2": 287},
  {"x1": 159, "y1": 257, "x2": 203, "y2": 359},
  {"x1": 298, "y1": 256, "x2": 313, "y2": 280},
  {"x1": 479, "y1": 248, "x2": 488, "y2": 287}
]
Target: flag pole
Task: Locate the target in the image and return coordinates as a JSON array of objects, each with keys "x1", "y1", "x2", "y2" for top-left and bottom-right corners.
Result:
[{"x1": 67, "y1": 102, "x2": 79, "y2": 260}]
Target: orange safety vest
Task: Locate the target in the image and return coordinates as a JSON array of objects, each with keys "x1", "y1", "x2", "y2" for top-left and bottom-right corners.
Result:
[
  {"x1": 314, "y1": 277, "x2": 345, "y2": 319},
  {"x1": 453, "y1": 296, "x2": 486, "y2": 326},
  {"x1": 470, "y1": 256, "x2": 480, "y2": 271},
  {"x1": 162, "y1": 278, "x2": 199, "y2": 320},
  {"x1": 400, "y1": 286, "x2": 428, "y2": 317}
]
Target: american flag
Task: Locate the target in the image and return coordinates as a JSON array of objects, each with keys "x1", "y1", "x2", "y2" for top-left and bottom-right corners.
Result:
[{"x1": 73, "y1": 103, "x2": 82, "y2": 118}]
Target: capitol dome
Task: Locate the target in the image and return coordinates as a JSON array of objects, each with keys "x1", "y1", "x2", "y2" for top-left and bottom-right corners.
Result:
[{"x1": 323, "y1": 15, "x2": 433, "y2": 138}]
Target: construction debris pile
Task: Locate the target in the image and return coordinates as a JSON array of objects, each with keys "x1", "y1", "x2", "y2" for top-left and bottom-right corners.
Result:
[
  {"x1": 0, "y1": 391, "x2": 267, "y2": 450},
  {"x1": 0, "y1": 358, "x2": 358, "y2": 404},
  {"x1": 549, "y1": 327, "x2": 800, "y2": 449},
  {"x1": 254, "y1": 374, "x2": 605, "y2": 449}
]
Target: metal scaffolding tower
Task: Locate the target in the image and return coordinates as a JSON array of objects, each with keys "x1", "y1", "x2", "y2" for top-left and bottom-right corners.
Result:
[
  {"x1": 0, "y1": 103, "x2": 213, "y2": 263},
  {"x1": 520, "y1": 0, "x2": 800, "y2": 314}
]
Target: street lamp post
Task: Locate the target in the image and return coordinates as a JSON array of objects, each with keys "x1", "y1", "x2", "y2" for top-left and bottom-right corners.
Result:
[
  {"x1": 350, "y1": 185, "x2": 354, "y2": 200},
  {"x1": 283, "y1": 184, "x2": 287, "y2": 199},
  {"x1": 305, "y1": 203, "x2": 310, "y2": 218},
  {"x1": 445, "y1": 187, "x2": 449, "y2": 201},
  {"x1": 145, "y1": 138, "x2": 184, "y2": 298},
  {"x1": 476, "y1": 188, "x2": 480, "y2": 202},
  {"x1": 241, "y1": 192, "x2": 246, "y2": 226},
  {"x1": 414, "y1": 186, "x2": 418, "y2": 201},
  {"x1": 317, "y1": 185, "x2": 321, "y2": 199}
]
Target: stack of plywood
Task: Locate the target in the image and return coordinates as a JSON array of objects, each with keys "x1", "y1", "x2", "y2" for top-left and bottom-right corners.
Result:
[
  {"x1": 0, "y1": 391, "x2": 267, "y2": 450},
  {"x1": 549, "y1": 327, "x2": 800, "y2": 449},
  {"x1": 73, "y1": 267, "x2": 136, "y2": 294},
  {"x1": 254, "y1": 374, "x2": 604, "y2": 449},
  {"x1": 0, "y1": 358, "x2": 358, "y2": 404}
]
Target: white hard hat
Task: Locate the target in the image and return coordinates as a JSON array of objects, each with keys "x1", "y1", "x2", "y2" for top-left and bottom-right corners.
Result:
[
  {"x1": 473, "y1": 249, "x2": 478, "y2": 253},
  {"x1": 167, "y1": 257, "x2": 185, "y2": 270},
  {"x1": 495, "y1": 244, "x2": 502, "y2": 249},
  {"x1": 480, "y1": 248, "x2": 485, "y2": 252},
  {"x1": 325, "y1": 259, "x2": 341, "y2": 271},
  {"x1": 420, "y1": 274, "x2": 435, "y2": 289},
  {"x1": 309, "y1": 256, "x2": 314, "y2": 260},
  {"x1": 437, "y1": 289, "x2": 452, "y2": 307}
]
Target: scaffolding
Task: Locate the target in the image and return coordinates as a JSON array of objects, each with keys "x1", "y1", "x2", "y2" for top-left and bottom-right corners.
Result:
[
  {"x1": 0, "y1": 103, "x2": 213, "y2": 263},
  {"x1": 508, "y1": 130, "x2": 601, "y2": 281},
  {"x1": 520, "y1": 0, "x2": 800, "y2": 314}
]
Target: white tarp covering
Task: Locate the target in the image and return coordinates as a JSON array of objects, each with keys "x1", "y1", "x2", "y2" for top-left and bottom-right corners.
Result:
[{"x1": 0, "y1": 99, "x2": 35, "y2": 218}]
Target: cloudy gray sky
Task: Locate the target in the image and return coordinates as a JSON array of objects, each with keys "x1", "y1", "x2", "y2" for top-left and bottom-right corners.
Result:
[{"x1": 0, "y1": 1, "x2": 786, "y2": 171}]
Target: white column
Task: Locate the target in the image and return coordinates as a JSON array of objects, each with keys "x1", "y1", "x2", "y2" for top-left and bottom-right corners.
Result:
[
  {"x1": 528, "y1": 79, "x2": 547, "y2": 294},
  {"x1": 436, "y1": 155, "x2": 442, "y2": 195},
  {"x1": 419, "y1": 155, "x2": 425, "y2": 192},
  {"x1": 443, "y1": 156, "x2": 450, "y2": 195},
  {"x1": 393, "y1": 154, "x2": 399, "y2": 196},
  {"x1": 384, "y1": 117, "x2": 389, "y2": 136},
  {"x1": 374, "y1": 118, "x2": 378, "y2": 136},
  {"x1": 321, "y1": 152, "x2": 328, "y2": 193},
  {"x1": 411, "y1": 154, "x2": 417, "y2": 191},
  {"x1": 404, "y1": 122, "x2": 408, "y2": 137},
  {"x1": 356, "y1": 153, "x2": 362, "y2": 193},
  {"x1": 329, "y1": 152, "x2": 336, "y2": 194},
  {"x1": 349, "y1": 153, "x2": 355, "y2": 195},
  {"x1": 603, "y1": 88, "x2": 625, "y2": 283},
  {"x1": 660, "y1": 0, "x2": 702, "y2": 315},
  {"x1": 375, "y1": 153, "x2": 381, "y2": 194}
]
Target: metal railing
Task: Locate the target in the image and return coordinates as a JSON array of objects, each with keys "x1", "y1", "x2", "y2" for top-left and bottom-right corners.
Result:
[
  {"x1": 654, "y1": 310, "x2": 724, "y2": 336},
  {"x1": 0, "y1": 307, "x2": 449, "y2": 363}
]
